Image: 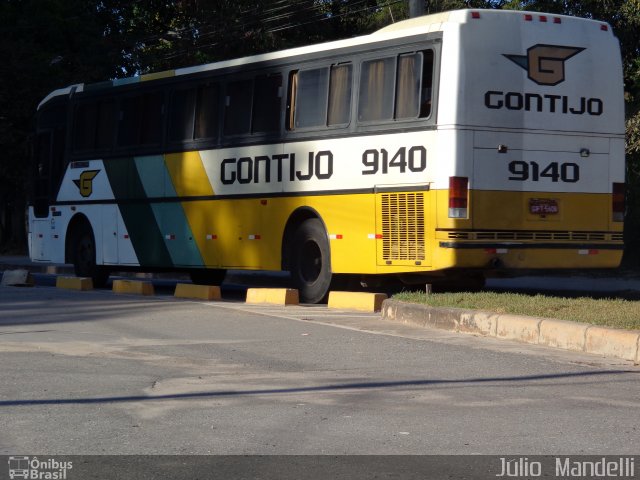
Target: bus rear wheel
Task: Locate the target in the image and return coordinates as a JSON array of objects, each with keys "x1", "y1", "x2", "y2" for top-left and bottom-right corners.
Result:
[
  {"x1": 290, "y1": 218, "x2": 332, "y2": 304},
  {"x1": 72, "y1": 223, "x2": 109, "y2": 288}
]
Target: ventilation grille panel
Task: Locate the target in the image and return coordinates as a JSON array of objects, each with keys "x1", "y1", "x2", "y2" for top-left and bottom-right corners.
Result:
[
  {"x1": 445, "y1": 231, "x2": 619, "y2": 242},
  {"x1": 381, "y1": 193, "x2": 425, "y2": 261}
]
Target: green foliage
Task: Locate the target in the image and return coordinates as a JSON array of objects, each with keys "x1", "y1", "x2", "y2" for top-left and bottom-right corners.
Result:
[{"x1": 0, "y1": 0, "x2": 127, "y2": 247}]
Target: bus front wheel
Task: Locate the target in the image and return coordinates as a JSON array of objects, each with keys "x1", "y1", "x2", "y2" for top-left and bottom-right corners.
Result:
[
  {"x1": 72, "y1": 223, "x2": 109, "y2": 288},
  {"x1": 290, "y1": 218, "x2": 332, "y2": 304}
]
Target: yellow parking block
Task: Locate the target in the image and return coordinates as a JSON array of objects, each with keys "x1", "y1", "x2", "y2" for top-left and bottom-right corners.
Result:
[
  {"x1": 174, "y1": 283, "x2": 221, "y2": 301},
  {"x1": 112, "y1": 279, "x2": 154, "y2": 296},
  {"x1": 328, "y1": 291, "x2": 388, "y2": 312},
  {"x1": 246, "y1": 288, "x2": 299, "y2": 305},
  {"x1": 56, "y1": 276, "x2": 93, "y2": 291}
]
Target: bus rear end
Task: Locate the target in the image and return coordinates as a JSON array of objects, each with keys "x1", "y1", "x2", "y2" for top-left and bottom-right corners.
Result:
[{"x1": 435, "y1": 9, "x2": 625, "y2": 272}]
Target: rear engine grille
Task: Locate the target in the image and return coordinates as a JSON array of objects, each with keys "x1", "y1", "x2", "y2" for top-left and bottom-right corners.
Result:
[{"x1": 381, "y1": 193, "x2": 425, "y2": 261}]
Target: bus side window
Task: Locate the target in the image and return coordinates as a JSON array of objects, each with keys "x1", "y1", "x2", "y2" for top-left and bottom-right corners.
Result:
[
  {"x1": 117, "y1": 96, "x2": 140, "y2": 147},
  {"x1": 327, "y1": 63, "x2": 352, "y2": 126},
  {"x1": 224, "y1": 79, "x2": 253, "y2": 136},
  {"x1": 420, "y1": 49, "x2": 434, "y2": 119},
  {"x1": 117, "y1": 92, "x2": 163, "y2": 148},
  {"x1": 195, "y1": 83, "x2": 219, "y2": 140},
  {"x1": 358, "y1": 57, "x2": 395, "y2": 122},
  {"x1": 294, "y1": 67, "x2": 329, "y2": 129},
  {"x1": 72, "y1": 99, "x2": 114, "y2": 152},
  {"x1": 95, "y1": 99, "x2": 115, "y2": 149},
  {"x1": 139, "y1": 91, "x2": 164, "y2": 145},
  {"x1": 168, "y1": 88, "x2": 196, "y2": 142},
  {"x1": 286, "y1": 71, "x2": 297, "y2": 131},
  {"x1": 252, "y1": 73, "x2": 282, "y2": 134},
  {"x1": 72, "y1": 102, "x2": 98, "y2": 152},
  {"x1": 395, "y1": 53, "x2": 422, "y2": 119}
]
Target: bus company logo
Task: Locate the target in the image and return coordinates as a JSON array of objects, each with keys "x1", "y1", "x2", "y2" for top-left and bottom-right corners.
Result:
[
  {"x1": 504, "y1": 44, "x2": 585, "y2": 86},
  {"x1": 7, "y1": 456, "x2": 73, "y2": 479},
  {"x1": 72, "y1": 170, "x2": 100, "y2": 198}
]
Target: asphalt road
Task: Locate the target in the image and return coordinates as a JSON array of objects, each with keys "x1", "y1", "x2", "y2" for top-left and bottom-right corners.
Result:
[{"x1": 0, "y1": 281, "x2": 639, "y2": 458}]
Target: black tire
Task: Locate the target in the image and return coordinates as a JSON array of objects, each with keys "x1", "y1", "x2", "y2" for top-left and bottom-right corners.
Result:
[
  {"x1": 190, "y1": 269, "x2": 227, "y2": 286},
  {"x1": 72, "y1": 223, "x2": 109, "y2": 288},
  {"x1": 290, "y1": 218, "x2": 332, "y2": 304}
]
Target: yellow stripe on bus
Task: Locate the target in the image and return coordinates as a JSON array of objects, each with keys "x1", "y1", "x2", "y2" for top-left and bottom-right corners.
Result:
[
  {"x1": 164, "y1": 151, "x2": 215, "y2": 267},
  {"x1": 165, "y1": 151, "x2": 214, "y2": 197},
  {"x1": 140, "y1": 70, "x2": 175, "y2": 82}
]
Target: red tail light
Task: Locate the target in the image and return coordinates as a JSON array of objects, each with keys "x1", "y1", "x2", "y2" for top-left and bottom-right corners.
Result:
[
  {"x1": 612, "y1": 182, "x2": 625, "y2": 222},
  {"x1": 449, "y1": 176, "x2": 468, "y2": 219}
]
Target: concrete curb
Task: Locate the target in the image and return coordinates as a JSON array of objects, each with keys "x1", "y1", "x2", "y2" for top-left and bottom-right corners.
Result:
[
  {"x1": 381, "y1": 299, "x2": 640, "y2": 364},
  {"x1": 0, "y1": 269, "x2": 34, "y2": 287}
]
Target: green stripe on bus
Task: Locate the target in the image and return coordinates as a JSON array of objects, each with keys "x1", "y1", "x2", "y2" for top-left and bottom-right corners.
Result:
[
  {"x1": 135, "y1": 155, "x2": 175, "y2": 198},
  {"x1": 103, "y1": 157, "x2": 173, "y2": 268},
  {"x1": 134, "y1": 156, "x2": 203, "y2": 266},
  {"x1": 151, "y1": 203, "x2": 204, "y2": 267}
]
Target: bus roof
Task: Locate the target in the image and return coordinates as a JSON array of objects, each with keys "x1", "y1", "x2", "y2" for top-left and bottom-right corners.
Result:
[{"x1": 38, "y1": 8, "x2": 614, "y2": 110}]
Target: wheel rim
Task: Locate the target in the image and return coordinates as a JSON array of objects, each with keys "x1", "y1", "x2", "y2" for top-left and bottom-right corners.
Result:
[{"x1": 299, "y1": 239, "x2": 322, "y2": 284}]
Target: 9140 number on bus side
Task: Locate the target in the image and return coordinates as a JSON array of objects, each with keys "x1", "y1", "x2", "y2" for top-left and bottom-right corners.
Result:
[
  {"x1": 362, "y1": 146, "x2": 427, "y2": 175},
  {"x1": 508, "y1": 161, "x2": 579, "y2": 183}
]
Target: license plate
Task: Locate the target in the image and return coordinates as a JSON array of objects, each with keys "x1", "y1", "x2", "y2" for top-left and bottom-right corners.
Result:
[{"x1": 529, "y1": 198, "x2": 559, "y2": 215}]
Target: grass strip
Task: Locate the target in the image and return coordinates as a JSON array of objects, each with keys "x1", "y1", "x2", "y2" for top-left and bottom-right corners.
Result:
[{"x1": 393, "y1": 291, "x2": 640, "y2": 330}]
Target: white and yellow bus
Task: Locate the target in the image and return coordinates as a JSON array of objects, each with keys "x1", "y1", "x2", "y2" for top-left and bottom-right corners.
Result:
[{"x1": 29, "y1": 9, "x2": 625, "y2": 302}]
